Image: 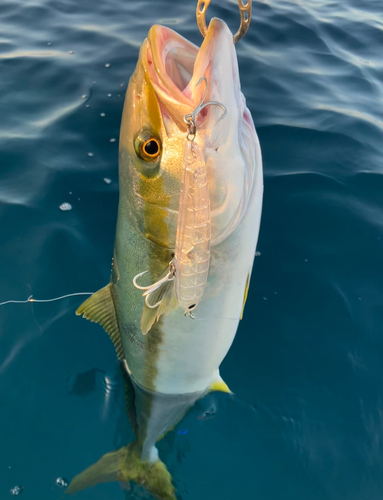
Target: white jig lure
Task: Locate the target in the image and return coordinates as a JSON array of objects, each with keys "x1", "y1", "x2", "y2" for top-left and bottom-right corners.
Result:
[{"x1": 172, "y1": 140, "x2": 211, "y2": 313}]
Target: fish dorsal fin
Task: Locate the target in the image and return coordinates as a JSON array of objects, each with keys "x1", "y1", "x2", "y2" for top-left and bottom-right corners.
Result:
[{"x1": 76, "y1": 284, "x2": 124, "y2": 359}]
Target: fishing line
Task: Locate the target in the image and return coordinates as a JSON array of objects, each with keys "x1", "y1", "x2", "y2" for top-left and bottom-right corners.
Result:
[{"x1": 0, "y1": 292, "x2": 94, "y2": 307}]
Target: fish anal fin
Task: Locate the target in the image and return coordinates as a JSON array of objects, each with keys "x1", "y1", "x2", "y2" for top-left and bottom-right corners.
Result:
[
  {"x1": 76, "y1": 284, "x2": 123, "y2": 359},
  {"x1": 210, "y1": 378, "x2": 232, "y2": 394}
]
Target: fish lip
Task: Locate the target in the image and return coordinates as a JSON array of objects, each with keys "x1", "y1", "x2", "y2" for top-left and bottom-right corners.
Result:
[
  {"x1": 144, "y1": 19, "x2": 235, "y2": 115},
  {"x1": 145, "y1": 24, "x2": 198, "y2": 109}
]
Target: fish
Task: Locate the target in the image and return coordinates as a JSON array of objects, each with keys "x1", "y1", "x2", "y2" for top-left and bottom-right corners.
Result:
[{"x1": 66, "y1": 15, "x2": 263, "y2": 500}]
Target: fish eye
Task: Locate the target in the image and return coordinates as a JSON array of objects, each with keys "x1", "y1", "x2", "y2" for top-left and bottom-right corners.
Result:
[
  {"x1": 135, "y1": 131, "x2": 162, "y2": 163},
  {"x1": 143, "y1": 139, "x2": 160, "y2": 158}
]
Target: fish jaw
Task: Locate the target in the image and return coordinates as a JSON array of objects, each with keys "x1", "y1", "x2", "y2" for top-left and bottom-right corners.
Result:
[{"x1": 144, "y1": 18, "x2": 240, "y2": 134}]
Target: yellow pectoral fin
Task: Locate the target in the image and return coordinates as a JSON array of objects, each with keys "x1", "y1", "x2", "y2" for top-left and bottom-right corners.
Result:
[
  {"x1": 240, "y1": 272, "x2": 251, "y2": 320},
  {"x1": 210, "y1": 379, "x2": 232, "y2": 394}
]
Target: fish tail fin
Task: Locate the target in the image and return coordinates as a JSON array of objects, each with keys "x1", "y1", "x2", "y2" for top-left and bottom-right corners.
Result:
[{"x1": 66, "y1": 441, "x2": 176, "y2": 500}]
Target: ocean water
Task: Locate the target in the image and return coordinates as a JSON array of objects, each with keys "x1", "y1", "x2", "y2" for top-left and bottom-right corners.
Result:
[{"x1": 1, "y1": 0, "x2": 382, "y2": 498}]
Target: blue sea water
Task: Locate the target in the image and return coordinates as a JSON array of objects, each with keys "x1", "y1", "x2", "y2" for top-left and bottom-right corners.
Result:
[{"x1": 1, "y1": 0, "x2": 383, "y2": 498}]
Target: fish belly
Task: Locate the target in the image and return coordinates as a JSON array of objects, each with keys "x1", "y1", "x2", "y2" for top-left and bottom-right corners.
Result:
[
  {"x1": 153, "y1": 174, "x2": 262, "y2": 394},
  {"x1": 115, "y1": 141, "x2": 262, "y2": 396}
]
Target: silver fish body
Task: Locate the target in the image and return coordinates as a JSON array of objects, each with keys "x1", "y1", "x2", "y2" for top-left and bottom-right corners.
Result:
[{"x1": 69, "y1": 17, "x2": 263, "y2": 500}]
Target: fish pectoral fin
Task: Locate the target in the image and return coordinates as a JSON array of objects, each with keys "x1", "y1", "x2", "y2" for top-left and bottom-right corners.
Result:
[
  {"x1": 76, "y1": 283, "x2": 123, "y2": 359},
  {"x1": 141, "y1": 269, "x2": 177, "y2": 335},
  {"x1": 240, "y1": 271, "x2": 251, "y2": 320},
  {"x1": 66, "y1": 442, "x2": 177, "y2": 500},
  {"x1": 210, "y1": 377, "x2": 232, "y2": 394}
]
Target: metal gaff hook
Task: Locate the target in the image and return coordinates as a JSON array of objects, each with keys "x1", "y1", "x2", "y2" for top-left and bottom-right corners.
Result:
[
  {"x1": 196, "y1": 0, "x2": 252, "y2": 44},
  {"x1": 184, "y1": 76, "x2": 227, "y2": 141}
]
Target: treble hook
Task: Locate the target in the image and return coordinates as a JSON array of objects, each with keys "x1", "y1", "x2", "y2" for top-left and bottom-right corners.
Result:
[
  {"x1": 132, "y1": 268, "x2": 175, "y2": 309},
  {"x1": 184, "y1": 76, "x2": 227, "y2": 140},
  {"x1": 196, "y1": 0, "x2": 251, "y2": 44}
]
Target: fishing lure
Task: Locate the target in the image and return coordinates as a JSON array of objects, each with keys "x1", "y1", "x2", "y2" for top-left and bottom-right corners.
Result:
[
  {"x1": 173, "y1": 134, "x2": 211, "y2": 313},
  {"x1": 133, "y1": 77, "x2": 226, "y2": 331}
]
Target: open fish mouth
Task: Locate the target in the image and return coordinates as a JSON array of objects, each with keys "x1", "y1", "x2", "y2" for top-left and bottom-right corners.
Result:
[
  {"x1": 147, "y1": 25, "x2": 198, "y2": 101},
  {"x1": 144, "y1": 18, "x2": 238, "y2": 127}
]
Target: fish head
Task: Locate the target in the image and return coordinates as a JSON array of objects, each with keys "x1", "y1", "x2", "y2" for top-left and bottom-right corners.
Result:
[{"x1": 119, "y1": 18, "x2": 261, "y2": 249}]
